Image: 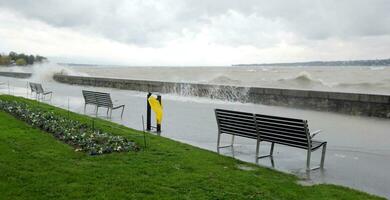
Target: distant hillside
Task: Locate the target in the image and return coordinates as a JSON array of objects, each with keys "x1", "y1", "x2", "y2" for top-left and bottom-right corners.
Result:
[
  {"x1": 234, "y1": 58, "x2": 390, "y2": 67},
  {"x1": 57, "y1": 63, "x2": 99, "y2": 67}
]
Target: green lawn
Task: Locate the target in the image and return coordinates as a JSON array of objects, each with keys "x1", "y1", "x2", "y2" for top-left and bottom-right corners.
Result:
[{"x1": 0, "y1": 95, "x2": 384, "y2": 199}]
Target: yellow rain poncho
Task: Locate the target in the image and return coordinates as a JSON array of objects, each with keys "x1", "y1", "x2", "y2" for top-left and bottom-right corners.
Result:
[{"x1": 148, "y1": 96, "x2": 163, "y2": 124}]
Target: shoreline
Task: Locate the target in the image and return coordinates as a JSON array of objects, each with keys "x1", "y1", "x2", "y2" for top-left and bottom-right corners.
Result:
[
  {"x1": 53, "y1": 74, "x2": 390, "y2": 118},
  {"x1": 0, "y1": 71, "x2": 389, "y2": 118}
]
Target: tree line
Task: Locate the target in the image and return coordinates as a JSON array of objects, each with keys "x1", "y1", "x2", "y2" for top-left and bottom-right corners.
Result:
[{"x1": 0, "y1": 51, "x2": 47, "y2": 66}]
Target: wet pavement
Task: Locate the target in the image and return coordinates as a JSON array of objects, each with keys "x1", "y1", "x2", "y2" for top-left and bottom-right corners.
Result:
[{"x1": 1, "y1": 76, "x2": 389, "y2": 198}]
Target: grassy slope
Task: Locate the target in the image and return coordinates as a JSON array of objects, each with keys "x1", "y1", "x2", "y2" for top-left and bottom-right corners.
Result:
[{"x1": 0, "y1": 95, "x2": 384, "y2": 199}]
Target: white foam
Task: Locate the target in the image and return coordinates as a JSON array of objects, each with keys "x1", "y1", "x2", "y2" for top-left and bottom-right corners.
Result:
[
  {"x1": 369, "y1": 66, "x2": 385, "y2": 71},
  {"x1": 29, "y1": 63, "x2": 89, "y2": 82}
]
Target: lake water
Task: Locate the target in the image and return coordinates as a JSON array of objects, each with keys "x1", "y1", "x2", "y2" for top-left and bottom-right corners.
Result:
[
  {"x1": 74, "y1": 65, "x2": 390, "y2": 95},
  {"x1": 2, "y1": 64, "x2": 390, "y2": 95}
]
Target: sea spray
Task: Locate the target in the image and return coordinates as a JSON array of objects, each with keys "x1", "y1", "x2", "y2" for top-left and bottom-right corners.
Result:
[
  {"x1": 30, "y1": 63, "x2": 89, "y2": 82},
  {"x1": 163, "y1": 82, "x2": 249, "y2": 102}
]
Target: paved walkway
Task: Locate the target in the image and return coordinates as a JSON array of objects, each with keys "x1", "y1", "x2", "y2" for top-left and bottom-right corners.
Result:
[{"x1": 1, "y1": 76, "x2": 390, "y2": 198}]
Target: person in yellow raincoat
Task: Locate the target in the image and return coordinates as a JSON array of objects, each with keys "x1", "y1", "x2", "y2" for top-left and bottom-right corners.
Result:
[{"x1": 148, "y1": 96, "x2": 163, "y2": 125}]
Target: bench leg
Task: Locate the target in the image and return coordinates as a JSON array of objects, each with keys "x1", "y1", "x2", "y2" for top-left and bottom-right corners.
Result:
[
  {"x1": 270, "y1": 142, "x2": 275, "y2": 156},
  {"x1": 306, "y1": 144, "x2": 327, "y2": 171},
  {"x1": 121, "y1": 106, "x2": 125, "y2": 119},
  {"x1": 106, "y1": 108, "x2": 110, "y2": 118},
  {"x1": 270, "y1": 156, "x2": 275, "y2": 168},
  {"x1": 320, "y1": 143, "x2": 327, "y2": 169},
  {"x1": 306, "y1": 150, "x2": 311, "y2": 171},
  {"x1": 217, "y1": 132, "x2": 221, "y2": 153},
  {"x1": 217, "y1": 133, "x2": 234, "y2": 152},
  {"x1": 257, "y1": 142, "x2": 275, "y2": 159},
  {"x1": 96, "y1": 107, "x2": 99, "y2": 117}
]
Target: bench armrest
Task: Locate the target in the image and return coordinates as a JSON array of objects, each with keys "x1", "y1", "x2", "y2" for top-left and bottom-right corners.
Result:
[{"x1": 310, "y1": 130, "x2": 322, "y2": 139}]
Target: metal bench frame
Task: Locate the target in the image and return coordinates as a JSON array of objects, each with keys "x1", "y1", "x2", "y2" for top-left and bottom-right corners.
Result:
[
  {"x1": 82, "y1": 90, "x2": 125, "y2": 119},
  {"x1": 215, "y1": 109, "x2": 327, "y2": 171},
  {"x1": 29, "y1": 82, "x2": 52, "y2": 101}
]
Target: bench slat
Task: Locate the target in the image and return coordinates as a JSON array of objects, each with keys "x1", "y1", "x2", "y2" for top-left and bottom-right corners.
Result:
[
  {"x1": 82, "y1": 90, "x2": 113, "y2": 108},
  {"x1": 219, "y1": 123, "x2": 257, "y2": 134},
  {"x1": 258, "y1": 132, "x2": 308, "y2": 143},
  {"x1": 219, "y1": 118, "x2": 255, "y2": 126},
  {"x1": 257, "y1": 124, "x2": 306, "y2": 136},
  {"x1": 220, "y1": 128, "x2": 257, "y2": 139},
  {"x1": 256, "y1": 113, "x2": 305, "y2": 123},
  {"x1": 258, "y1": 128, "x2": 307, "y2": 140},
  {"x1": 256, "y1": 116, "x2": 305, "y2": 127}
]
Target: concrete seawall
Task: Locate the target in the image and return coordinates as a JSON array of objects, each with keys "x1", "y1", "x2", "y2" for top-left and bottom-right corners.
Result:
[
  {"x1": 0, "y1": 71, "x2": 32, "y2": 78},
  {"x1": 53, "y1": 74, "x2": 390, "y2": 118}
]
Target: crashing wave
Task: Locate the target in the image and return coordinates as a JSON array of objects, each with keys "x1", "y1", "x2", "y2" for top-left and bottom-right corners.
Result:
[
  {"x1": 164, "y1": 82, "x2": 249, "y2": 102},
  {"x1": 30, "y1": 63, "x2": 89, "y2": 82}
]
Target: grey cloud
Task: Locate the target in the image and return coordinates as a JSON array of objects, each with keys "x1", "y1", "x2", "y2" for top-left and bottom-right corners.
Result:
[{"x1": 0, "y1": 0, "x2": 389, "y2": 47}]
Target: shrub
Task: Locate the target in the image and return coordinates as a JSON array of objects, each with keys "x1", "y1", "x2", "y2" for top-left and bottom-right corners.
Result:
[
  {"x1": 15, "y1": 58, "x2": 27, "y2": 66},
  {"x1": 0, "y1": 100, "x2": 139, "y2": 155}
]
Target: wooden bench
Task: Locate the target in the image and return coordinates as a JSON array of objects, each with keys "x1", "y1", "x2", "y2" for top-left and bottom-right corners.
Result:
[
  {"x1": 82, "y1": 90, "x2": 125, "y2": 119},
  {"x1": 215, "y1": 109, "x2": 327, "y2": 171},
  {"x1": 29, "y1": 82, "x2": 52, "y2": 100}
]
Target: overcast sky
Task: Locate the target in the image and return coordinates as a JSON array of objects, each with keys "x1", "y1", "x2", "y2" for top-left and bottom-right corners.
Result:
[{"x1": 0, "y1": 0, "x2": 389, "y2": 65}]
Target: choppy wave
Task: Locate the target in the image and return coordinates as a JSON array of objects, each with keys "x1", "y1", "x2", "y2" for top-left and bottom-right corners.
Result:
[
  {"x1": 277, "y1": 71, "x2": 390, "y2": 92},
  {"x1": 369, "y1": 66, "x2": 385, "y2": 71},
  {"x1": 336, "y1": 81, "x2": 390, "y2": 89},
  {"x1": 209, "y1": 75, "x2": 242, "y2": 85},
  {"x1": 277, "y1": 71, "x2": 334, "y2": 87}
]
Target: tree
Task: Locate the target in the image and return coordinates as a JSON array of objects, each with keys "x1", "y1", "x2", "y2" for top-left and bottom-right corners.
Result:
[
  {"x1": 16, "y1": 53, "x2": 27, "y2": 62},
  {"x1": 27, "y1": 55, "x2": 35, "y2": 65},
  {"x1": 0, "y1": 55, "x2": 11, "y2": 65},
  {"x1": 8, "y1": 51, "x2": 17, "y2": 61},
  {"x1": 35, "y1": 55, "x2": 47, "y2": 63},
  {"x1": 15, "y1": 58, "x2": 27, "y2": 66},
  {"x1": 1, "y1": 51, "x2": 47, "y2": 66}
]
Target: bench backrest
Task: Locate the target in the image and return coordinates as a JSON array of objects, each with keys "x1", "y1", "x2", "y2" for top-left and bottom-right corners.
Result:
[
  {"x1": 82, "y1": 90, "x2": 113, "y2": 107},
  {"x1": 215, "y1": 109, "x2": 257, "y2": 139},
  {"x1": 255, "y1": 114, "x2": 310, "y2": 149},
  {"x1": 35, "y1": 83, "x2": 44, "y2": 93},
  {"x1": 82, "y1": 90, "x2": 98, "y2": 105},
  {"x1": 29, "y1": 82, "x2": 45, "y2": 93},
  {"x1": 29, "y1": 82, "x2": 37, "y2": 92}
]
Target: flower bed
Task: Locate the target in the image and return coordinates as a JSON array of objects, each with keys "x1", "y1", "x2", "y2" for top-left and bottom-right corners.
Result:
[{"x1": 0, "y1": 99, "x2": 138, "y2": 155}]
